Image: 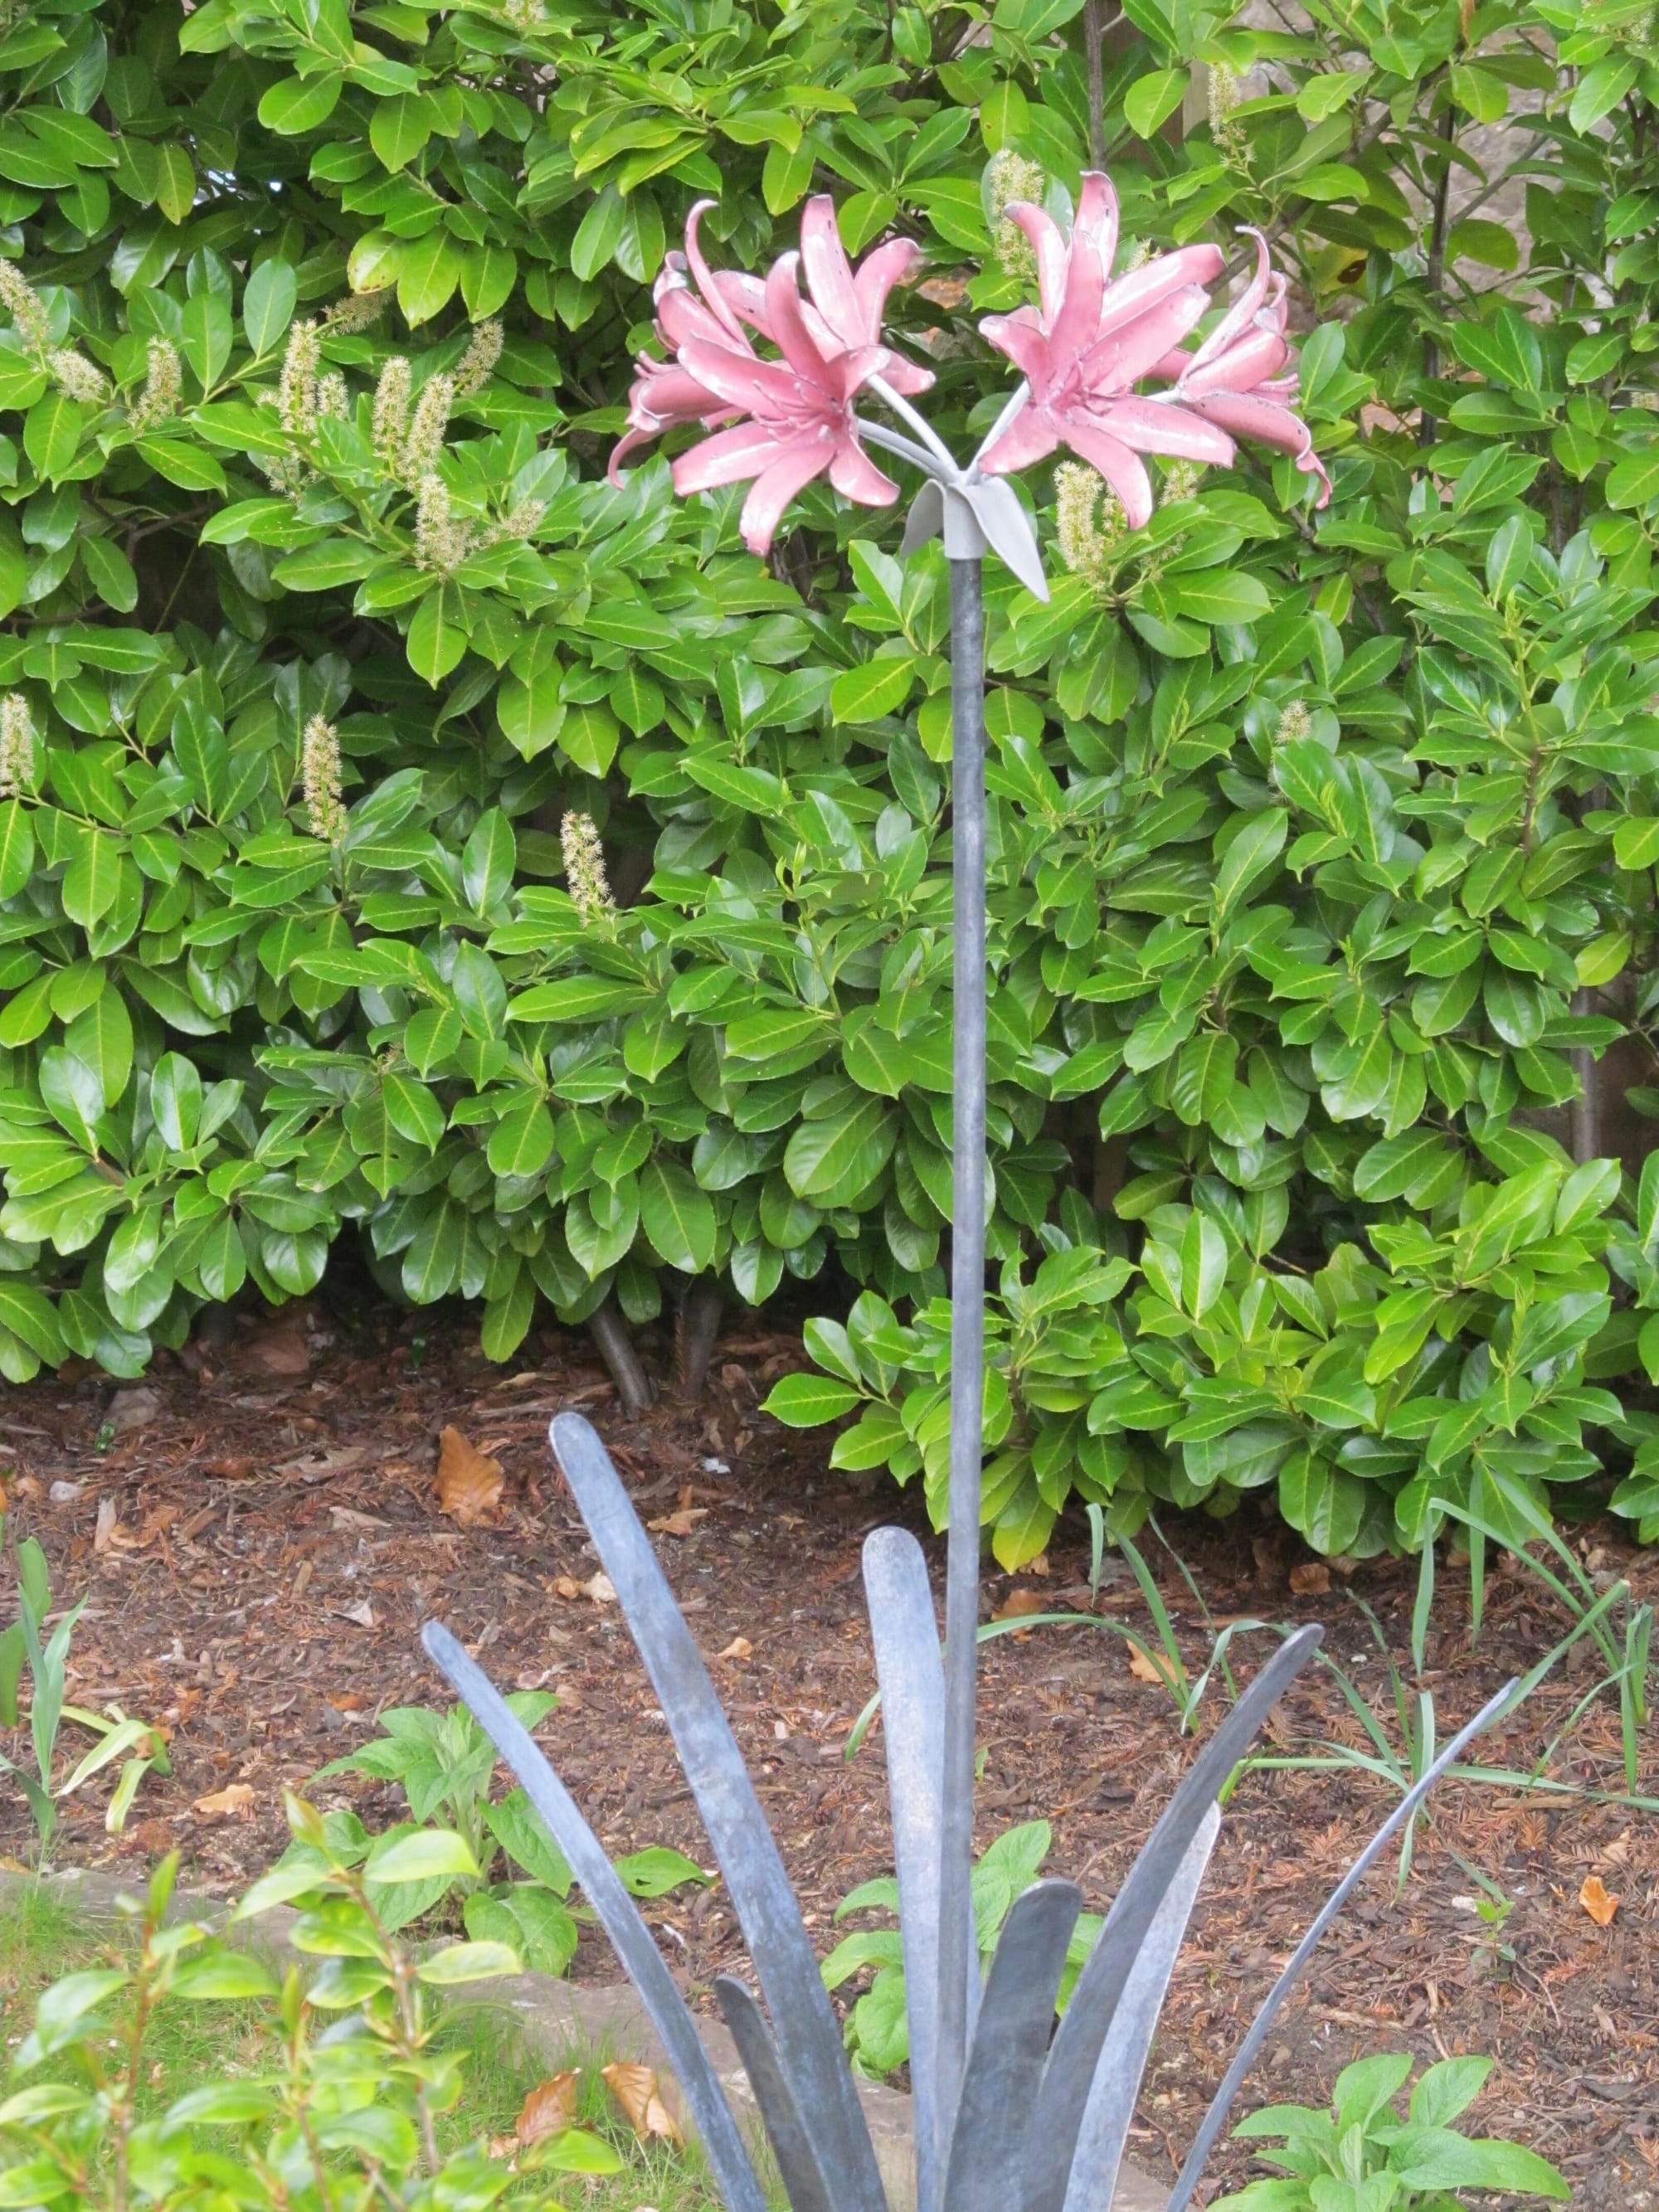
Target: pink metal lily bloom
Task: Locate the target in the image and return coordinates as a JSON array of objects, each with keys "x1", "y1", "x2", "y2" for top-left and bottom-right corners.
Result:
[
  {"x1": 1148, "y1": 230, "x2": 1332, "y2": 507},
  {"x1": 977, "y1": 173, "x2": 1327, "y2": 524},
  {"x1": 610, "y1": 199, "x2": 930, "y2": 556}
]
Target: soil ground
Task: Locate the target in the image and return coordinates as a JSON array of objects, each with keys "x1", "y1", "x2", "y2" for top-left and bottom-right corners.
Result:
[{"x1": 1, "y1": 1294, "x2": 1656, "y2": 2205}]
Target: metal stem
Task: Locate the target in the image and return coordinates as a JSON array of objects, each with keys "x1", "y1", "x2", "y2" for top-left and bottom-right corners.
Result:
[
  {"x1": 868, "y1": 372, "x2": 963, "y2": 476},
  {"x1": 854, "y1": 416, "x2": 954, "y2": 479},
  {"x1": 938, "y1": 552, "x2": 988, "y2": 2145},
  {"x1": 965, "y1": 381, "x2": 1030, "y2": 480}
]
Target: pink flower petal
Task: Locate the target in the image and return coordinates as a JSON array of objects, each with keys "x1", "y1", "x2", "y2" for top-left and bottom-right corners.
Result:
[
  {"x1": 636, "y1": 363, "x2": 731, "y2": 421},
  {"x1": 671, "y1": 419, "x2": 791, "y2": 494},
  {"x1": 821, "y1": 341, "x2": 893, "y2": 403},
  {"x1": 828, "y1": 434, "x2": 899, "y2": 505},
  {"x1": 876, "y1": 355, "x2": 936, "y2": 395},
  {"x1": 1185, "y1": 230, "x2": 1273, "y2": 373},
  {"x1": 852, "y1": 236, "x2": 925, "y2": 340},
  {"x1": 608, "y1": 425, "x2": 658, "y2": 483},
  {"x1": 1183, "y1": 393, "x2": 1331, "y2": 504},
  {"x1": 739, "y1": 432, "x2": 836, "y2": 554},
  {"x1": 1085, "y1": 396, "x2": 1236, "y2": 464},
  {"x1": 1080, "y1": 285, "x2": 1209, "y2": 394},
  {"x1": 658, "y1": 278, "x2": 757, "y2": 356},
  {"x1": 1146, "y1": 344, "x2": 1198, "y2": 383},
  {"x1": 684, "y1": 200, "x2": 748, "y2": 344},
  {"x1": 1175, "y1": 324, "x2": 1289, "y2": 400},
  {"x1": 712, "y1": 270, "x2": 773, "y2": 338},
  {"x1": 678, "y1": 335, "x2": 802, "y2": 417},
  {"x1": 1094, "y1": 247, "x2": 1226, "y2": 343},
  {"x1": 1050, "y1": 217, "x2": 1106, "y2": 381},
  {"x1": 980, "y1": 309, "x2": 1058, "y2": 394},
  {"x1": 978, "y1": 401, "x2": 1061, "y2": 475},
  {"x1": 1005, "y1": 201, "x2": 1070, "y2": 322},
  {"x1": 1074, "y1": 172, "x2": 1120, "y2": 284},
  {"x1": 800, "y1": 196, "x2": 864, "y2": 342},
  {"x1": 765, "y1": 252, "x2": 836, "y2": 390},
  {"x1": 1052, "y1": 417, "x2": 1153, "y2": 528}
]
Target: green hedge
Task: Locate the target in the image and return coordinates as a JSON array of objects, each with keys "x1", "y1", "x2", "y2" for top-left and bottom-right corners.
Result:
[{"x1": 1, "y1": 0, "x2": 1658, "y2": 1567}]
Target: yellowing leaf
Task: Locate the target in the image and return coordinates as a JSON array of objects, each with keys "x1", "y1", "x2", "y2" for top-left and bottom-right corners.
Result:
[
  {"x1": 1579, "y1": 1874, "x2": 1619, "y2": 1928},
  {"x1": 436, "y1": 1425, "x2": 504, "y2": 1526},
  {"x1": 601, "y1": 2061, "x2": 681, "y2": 2145},
  {"x1": 647, "y1": 1507, "x2": 707, "y2": 1537},
  {"x1": 1127, "y1": 1643, "x2": 1180, "y2": 1691},
  {"x1": 515, "y1": 2071, "x2": 580, "y2": 2146},
  {"x1": 193, "y1": 1783, "x2": 255, "y2": 1820}
]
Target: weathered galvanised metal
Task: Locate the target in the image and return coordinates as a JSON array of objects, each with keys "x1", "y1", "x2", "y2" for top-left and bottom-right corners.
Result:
[
  {"x1": 425, "y1": 1427, "x2": 1510, "y2": 2212},
  {"x1": 423, "y1": 182, "x2": 1511, "y2": 2212}
]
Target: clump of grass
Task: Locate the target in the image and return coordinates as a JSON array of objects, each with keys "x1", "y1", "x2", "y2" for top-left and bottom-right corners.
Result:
[
  {"x1": 2, "y1": 1884, "x2": 739, "y2": 2212},
  {"x1": 434, "y1": 2002, "x2": 738, "y2": 2212},
  {"x1": 2, "y1": 1879, "x2": 267, "y2": 2104}
]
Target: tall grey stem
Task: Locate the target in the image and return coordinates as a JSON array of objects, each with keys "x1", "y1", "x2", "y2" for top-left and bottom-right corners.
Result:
[{"x1": 938, "y1": 552, "x2": 987, "y2": 2146}]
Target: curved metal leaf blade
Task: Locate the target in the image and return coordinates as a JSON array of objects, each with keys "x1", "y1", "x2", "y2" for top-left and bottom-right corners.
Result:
[
  {"x1": 421, "y1": 1621, "x2": 767, "y2": 2212},
  {"x1": 902, "y1": 479, "x2": 944, "y2": 557},
  {"x1": 964, "y1": 479, "x2": 1049, "y2": 602},
  {"x1": 715, "y1": 1977, "x2": 836, "y2": 2212},
  {"x1": 943, "y1": 1878, "x2": 1082, "y2": 2212},
  {"x1": 551, "y1": 1413, "x2": 888, "y2": 2212},
  {"x1": 1029, "y1": 1625, "x2": 1324, "y2": 2212},
  {"x1": 863, "y1": 1527, "x2": 949, "y2": 2212},
  {"x1": 1162, "y1": 1679, "x2": 1518, "y2": 2212},
  {"x1": 1062, "y1": 1807, "x2": 1219, "y2": 2212}
]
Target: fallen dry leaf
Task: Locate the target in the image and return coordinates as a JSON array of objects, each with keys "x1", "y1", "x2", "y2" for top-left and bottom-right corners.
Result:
[
  {"x1": 648, "y1": 1508, "x2": 708, "y2": 1537},
  {"x1": 1128, "y1": 1642, "x2": 1181, "y2": 1691},
  {"x1": 192, "y1": 1783, "x2": 255, "y2": 1821},
  {"x1": 601, "y1": 2062, "x2": 681, "y2": 2145},
  {"x1": 583, "y1": 1571, "x2": 617, "y2": 1604},
  {"x1": 917, "y1": 271, "x2": 971, "y2": 309},
  {"x1": 1289, "y1": 1562, "x2": 1331, "y2": 1596},
  {"x1": 552, "y1": 1574, "x2": 582, "y2": 1600},
  {"x1": 237, "y1": 1315, "x2": 311, "y2": 1378},
  {"x1": 339, "y1": 1599, "x2": 377, "y2": 1629},
  {"x1": 436, "y1": 1426, "x2": 504, "y2": 1527},
  {"x1": 515, "y1": 2071, "x2": 580, "y2": 2147},
  {"x1": 993, "y1": 1588, "x2": 1048, "y2": 1622},
  {"x1": 715, "y1": 1636, "x2": 752, "y2": 1661},
  {"x1": 93, "y1": 1496, "x2": 118, "y2": 1555},
  {"x1": 1580, "y1": 1874, "x2": 1620, "y2": 1928},
  {"x1": 125, "y1": 1818, "x2": 176, "y2": 1860}
]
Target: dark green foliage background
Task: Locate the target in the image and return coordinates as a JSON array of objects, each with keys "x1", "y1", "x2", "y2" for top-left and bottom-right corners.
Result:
[{"x1": 2, "y1": 0, "x2": 1659, "y2": 1565}]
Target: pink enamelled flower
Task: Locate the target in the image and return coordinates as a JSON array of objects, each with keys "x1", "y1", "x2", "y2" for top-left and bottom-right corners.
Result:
[
  {"x1": 610, "y1": 199, "x2": 931, "y2": 556},
  {"x1": 1148, "y1": 230, "x2": 1332, "y2": 507},
  {"x1": 977, "y1": 173, "x2": 1328, "y2": 523}
]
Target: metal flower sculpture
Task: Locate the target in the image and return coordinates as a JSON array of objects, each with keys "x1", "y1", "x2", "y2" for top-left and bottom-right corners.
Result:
[{"x1": 427, "y1": 180, "x2": 1506, "y2": 2212}]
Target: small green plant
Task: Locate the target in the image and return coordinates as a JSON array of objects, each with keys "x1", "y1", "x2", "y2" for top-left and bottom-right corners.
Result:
[
  {"x1": 0, "y1": 1806, "x2": 628, "y2": 2212},
  {"x1": 311, "y1": 1697, "x2": 708, "y2": 1971},
  {"x1": 820, "y1": 1823, "x2": 1102, "y2": 2079},
  {"x1": 0, "y1": 1519, "x2": 168, "y2": 1858},
  {"x1": 1210, "y1": 2053, "x2": 1568, "y2": 2210}
]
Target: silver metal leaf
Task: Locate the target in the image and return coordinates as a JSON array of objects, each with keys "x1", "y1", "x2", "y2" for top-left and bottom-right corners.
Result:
[
  {"x1": 902, "y1": 479, "x2": 944, "y2": 556},
  {"x1": 962, "y1": 478, "x2": 1049, "y2": 601}
]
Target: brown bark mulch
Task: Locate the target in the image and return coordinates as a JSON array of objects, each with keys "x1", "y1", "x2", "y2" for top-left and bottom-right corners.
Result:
[{"x1": 1, "y1": 1296, "x2": 1656, "y2": 2206}]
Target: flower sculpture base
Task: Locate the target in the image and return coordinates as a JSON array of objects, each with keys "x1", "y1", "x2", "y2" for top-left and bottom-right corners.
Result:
[{"x1": 423, "y1": 1413, "x2": 1512, "y2": 2212}]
